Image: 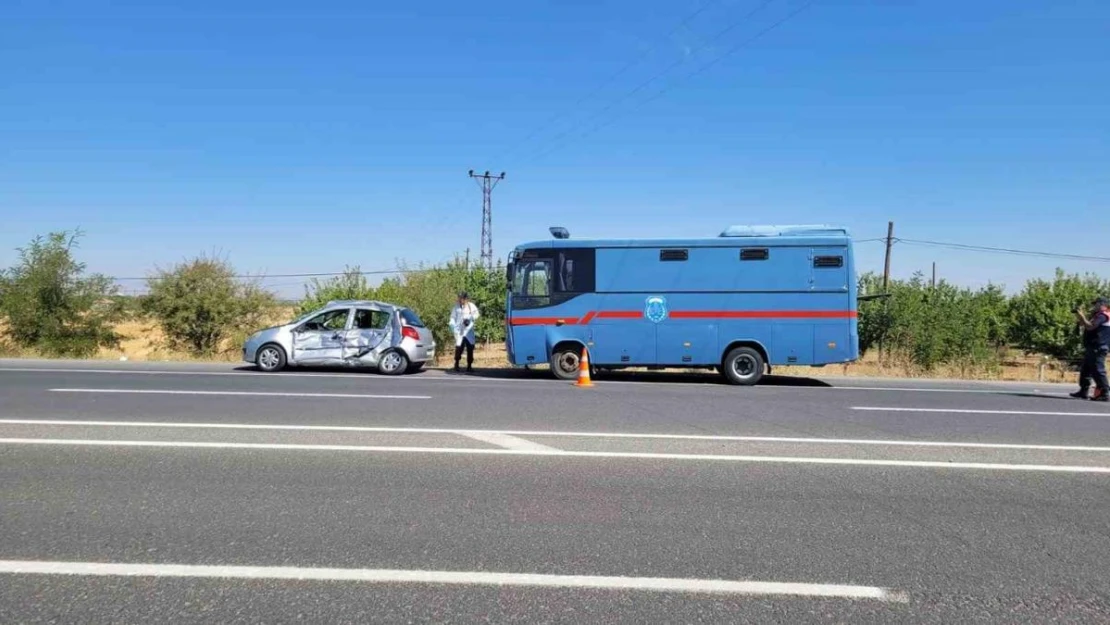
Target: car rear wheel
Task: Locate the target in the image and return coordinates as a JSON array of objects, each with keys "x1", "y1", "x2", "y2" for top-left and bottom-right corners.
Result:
[
  {"x1": 379, "y1": 350, "x2": 409, "y2": 376},
  {"x1": 722, "y1": 346, "x2": 765, "y2": 386},
  {"x1": 256, "y1": 344, "x2": 287, "y2": 372},
  {"x1": 550, "y1": 347, "x2": 581, "y2": 381}
]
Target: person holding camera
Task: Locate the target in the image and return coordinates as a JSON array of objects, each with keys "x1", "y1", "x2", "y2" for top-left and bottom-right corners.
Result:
[
  {"x1": 450, "y1": 291, "x2": 480, "y2": 373},
  {"x1": 1071, "y1": 296, "x2": 1110, "y2": 401}
]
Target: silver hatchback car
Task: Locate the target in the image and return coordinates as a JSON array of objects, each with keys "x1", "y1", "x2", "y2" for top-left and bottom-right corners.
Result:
[{"x1": 242, "y1": 300, "x2": 436, "y2": 374}]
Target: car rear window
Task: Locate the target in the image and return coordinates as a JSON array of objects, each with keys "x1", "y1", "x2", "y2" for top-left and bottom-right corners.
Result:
[{"x1": 400, "y1": 308, "x2": 425, "y2": 328}]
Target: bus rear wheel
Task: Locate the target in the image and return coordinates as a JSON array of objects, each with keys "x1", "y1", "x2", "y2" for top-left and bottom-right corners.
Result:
[
  {"x1": 722, "y1": 347, "x2": 765, "y2": 386},
  {"x1": 550, "y1": 347, "x2": 581, "y2": 381}
]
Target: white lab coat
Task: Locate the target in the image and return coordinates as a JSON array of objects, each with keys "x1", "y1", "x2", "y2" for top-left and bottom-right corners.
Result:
[{"x1": 449, "y1": 301, "x2": 480, "y2": 347}]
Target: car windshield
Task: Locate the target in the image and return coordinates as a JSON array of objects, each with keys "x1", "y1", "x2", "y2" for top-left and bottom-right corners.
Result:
[{"x1": 289, "y1": 310, "x2": 319, "y2": 325}]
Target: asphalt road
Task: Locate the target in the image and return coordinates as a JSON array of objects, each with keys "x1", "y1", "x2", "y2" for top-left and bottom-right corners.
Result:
[{"x1": 2, "y1": 359, "x2": 1109, "y2": 623}]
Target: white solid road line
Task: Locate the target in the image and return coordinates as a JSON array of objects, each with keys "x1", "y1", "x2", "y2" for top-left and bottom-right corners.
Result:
[
  {"x1": 49, "y1": 389, "x2": 430, "y2": 400},
  {"x1": 460, "y1": 431, "x2": 561, "y2": 452},
  {"x1": 3, "y1": 438, "x2": 1110, "y2": 473},
  {"x1": 3, "y1": 419, "x2": 1109, "y2": 452},
  {"x1": 0, "y1": 560, "x2": 906, "y2": 601},
  {"x1": 854, "y1": 406, "x2": 1110, "y2": 417}
]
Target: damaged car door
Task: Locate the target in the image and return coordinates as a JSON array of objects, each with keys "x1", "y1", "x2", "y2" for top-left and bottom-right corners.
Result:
[
  {"x1": 291, "y1": 308, "x2": 352, "y2": 365},
  {"x1": 343, "y1": 308, "x2": 393, "y2": 365}
]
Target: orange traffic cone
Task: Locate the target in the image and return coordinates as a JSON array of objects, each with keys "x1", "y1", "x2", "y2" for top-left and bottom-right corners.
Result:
[{"x1": 575, "y1": 347, "x2": 594, "y2": 388}]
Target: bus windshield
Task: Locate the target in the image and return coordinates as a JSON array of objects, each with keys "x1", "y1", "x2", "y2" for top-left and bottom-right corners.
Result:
[{"x1": 512, "y1": 258, "x2": 552, "y2": 297}]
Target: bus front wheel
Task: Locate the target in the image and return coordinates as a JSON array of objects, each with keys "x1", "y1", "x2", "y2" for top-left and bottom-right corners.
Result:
[
  {"x1": 550, "y1": 347, "x2": 581, "y2": 381},
  {"x1": 722, "y1": 347, "x2": 765, "y2": 386}
]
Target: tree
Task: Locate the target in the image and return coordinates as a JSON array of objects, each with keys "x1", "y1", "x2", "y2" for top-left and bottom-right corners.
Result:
[
  {"x1": 294, "y1": 255, "x2": 508, "y2": 358},
  {"x1": 143, "y1": 255, "x2": 277, "y2": 355},
  {"x1": 0, "y1": 230, "x2": 121, "y2": 357},
  {"x1": 1008, "y1": 269, "x2": 1109, "y2": 363},
  {"x1": 856, "y1": 271, "x2": 1009, "y2": 373},
  {"x1": 298, "y1": 266, "x2": 376, "y2": 316}
]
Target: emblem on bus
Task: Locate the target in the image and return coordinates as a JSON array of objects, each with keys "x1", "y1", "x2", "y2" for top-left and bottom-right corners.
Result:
[{"x1": 644, "y1": 296, "x2": 668, "y2": 323}]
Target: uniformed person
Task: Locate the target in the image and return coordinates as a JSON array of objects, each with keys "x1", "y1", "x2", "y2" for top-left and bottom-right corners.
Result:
[{"x1": 1072, "y1": 296, "x2": 1110, "y2": 401}]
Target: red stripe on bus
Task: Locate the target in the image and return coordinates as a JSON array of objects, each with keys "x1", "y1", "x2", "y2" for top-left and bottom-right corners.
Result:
[
  {"x1": 594, "y1": 311, "x2": 642, "y2": 319},
  {"x1": 670, "y1": 310, "x2": 858, "y2": 319},
  {"x1": 509, "y1": 317, "x2": 580, "y2": 326},
  {"x1": 510, "y1": 310, "x2": 857, "y2": 325}
]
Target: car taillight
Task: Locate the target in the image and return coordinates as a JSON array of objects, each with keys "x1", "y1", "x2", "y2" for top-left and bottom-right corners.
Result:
[{"x1": 401, "y1": 326, "x2": 420, "y2": 341}]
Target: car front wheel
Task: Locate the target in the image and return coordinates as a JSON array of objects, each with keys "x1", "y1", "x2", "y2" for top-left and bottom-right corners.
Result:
[{"x1": 256, "y1": 344, "x2": 287, "y2": 372}]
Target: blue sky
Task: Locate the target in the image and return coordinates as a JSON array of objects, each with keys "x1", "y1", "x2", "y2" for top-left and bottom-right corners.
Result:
[{"x1": 2, "y1": 0, "x2": 1107, "y2": 296}]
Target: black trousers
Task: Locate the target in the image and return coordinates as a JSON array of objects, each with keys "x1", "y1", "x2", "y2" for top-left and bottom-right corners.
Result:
[
  {"x1": 454, "y1": 337, "x2": 475, "y2": 368},
  {"x1": 1079, "y1": 347, "x2": 1109, "y2": 394}
]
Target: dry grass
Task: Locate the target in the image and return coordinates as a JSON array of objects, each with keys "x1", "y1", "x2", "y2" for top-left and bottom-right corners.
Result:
[
  {"x1": 462, "y1": 343, "x2": 1077, "y2": 384},
  {"x1": 0, "y1": 314, "x2": 1079, "y2": 384}
]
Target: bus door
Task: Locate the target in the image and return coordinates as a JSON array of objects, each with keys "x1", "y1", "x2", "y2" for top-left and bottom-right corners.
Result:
[
  {"x1": 809, "y1": 246, "x2": 851, "y2": 364},
  {"x1": 508, "y1": 256, "x2": 554, "y2": 365}
]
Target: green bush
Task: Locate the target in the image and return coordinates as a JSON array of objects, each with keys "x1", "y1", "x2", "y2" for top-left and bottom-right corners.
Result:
[
  {"x1": 297, "y1": 266, "x2": 376, "y2": 316},
  {"x1": 0, "y1": 230, "x2": 121, "y2": 357},
  {"x1": 858, "y1": 271, "x2": 1010, "y2": 373},
  {"x1": 372, "y1": 258, "x2": 507, "y2": 356},
  {"x1": 1008, "y1": 269, "x2": 1109, "y2": 363},
  {"x1": 8, "y1": 228, "x2": 1108, "y2": 380},
  {"x1": 143, "y1": 255, "x2": 278, "y2": 356},
  {"x1": 295, "y1": 257, "x2": 506, "y2": 358}
]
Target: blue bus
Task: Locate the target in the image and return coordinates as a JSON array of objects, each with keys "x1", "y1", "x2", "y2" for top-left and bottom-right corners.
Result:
[{"x1": 505, "y1": 224, "x2": 859, "y2": 385}]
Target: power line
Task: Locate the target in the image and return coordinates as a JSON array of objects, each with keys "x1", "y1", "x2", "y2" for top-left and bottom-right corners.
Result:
[
  {"x1": 897, "y1": 238, "x2": 1110, "y2": 264},
  {"x1": 110, "y1": 268, "x2": 417, "y2": 283},
  {"x1": 525, "y1": 0, "x2": 815, "y2": 164},
  {"x1": 492, "y1": 0, "x2": 730, "y2": 163},
  {"x1": 516, "y1": 0, "x2": 782, "y2": 165}
]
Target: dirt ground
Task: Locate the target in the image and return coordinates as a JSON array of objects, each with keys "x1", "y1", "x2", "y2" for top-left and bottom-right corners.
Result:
[{"x1": 1, "y1": 316, "x2": 1078, "y2": 384}]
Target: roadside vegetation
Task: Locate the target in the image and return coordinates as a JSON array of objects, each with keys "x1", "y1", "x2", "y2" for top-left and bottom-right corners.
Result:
[{"x1": 1, "y1": 230, "x2": 1105, "y2": 381}]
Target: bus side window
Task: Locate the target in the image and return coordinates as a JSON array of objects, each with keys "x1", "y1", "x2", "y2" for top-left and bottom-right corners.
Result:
[
  {"x1": 814, "y1": 255, "x2": 843, "y2": 268},
  {"x1": 554, "y1": 249, "x2": 596, "y2": 294}
]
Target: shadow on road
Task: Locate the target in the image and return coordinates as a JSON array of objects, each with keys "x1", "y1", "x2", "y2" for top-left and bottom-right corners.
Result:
[
  {"x1": 232, "y1": 364, "x2": 832, "y2": 387},
  {"x1": 1000, "y1": 392, "x2": 1094, "y2": 403},
  {"x1": 440, "y1": 367, "x2": 833, "y2": 387}
]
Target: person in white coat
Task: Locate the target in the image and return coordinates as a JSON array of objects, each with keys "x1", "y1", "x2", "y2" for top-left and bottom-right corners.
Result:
[{"x1": 449, "y1": 291, "x2": 480, "y2": 372}]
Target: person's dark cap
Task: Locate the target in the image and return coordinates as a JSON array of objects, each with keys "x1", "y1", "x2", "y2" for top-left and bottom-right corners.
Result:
[
  {"x1": 1095, "y1": 296, "x2": 1108, "y2": 307},
  {"x1": 458, "y1": 291, "x2": 469, "y2": 299}
]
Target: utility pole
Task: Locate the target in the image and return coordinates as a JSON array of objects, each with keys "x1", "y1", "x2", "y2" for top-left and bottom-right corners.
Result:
[
  {"x1": 882, "y1": 221, "x2": 894, "y2": 291},
  {"x1": 468, "y1": 170, "x2": 506, "y2": 271},
  {"x1": 878, "y1": 220, "x2": 895, "y2": 364},
  {"x1": 931, "y1": 262, "x2": 936, "y2": 289},
  {"x1": 464, "y1": 248, "x2": 470, "y2": 273}
]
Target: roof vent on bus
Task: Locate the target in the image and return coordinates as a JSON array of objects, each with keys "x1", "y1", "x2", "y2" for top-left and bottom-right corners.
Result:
[
  {"x1": 549, "y1": 227, "x2": 570, "y2": 240},
  {"x1": 718, "y1": 224, "x2": 848, "y2": 238}
]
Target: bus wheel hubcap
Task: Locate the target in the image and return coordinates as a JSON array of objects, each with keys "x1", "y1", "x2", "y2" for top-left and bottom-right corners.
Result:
[
  {"x1": 558, "y1": 352, "x2": 579, "y2": 374},
  {"x1": 733, "y1": 355, "x2": 757, "y2": 378}
]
